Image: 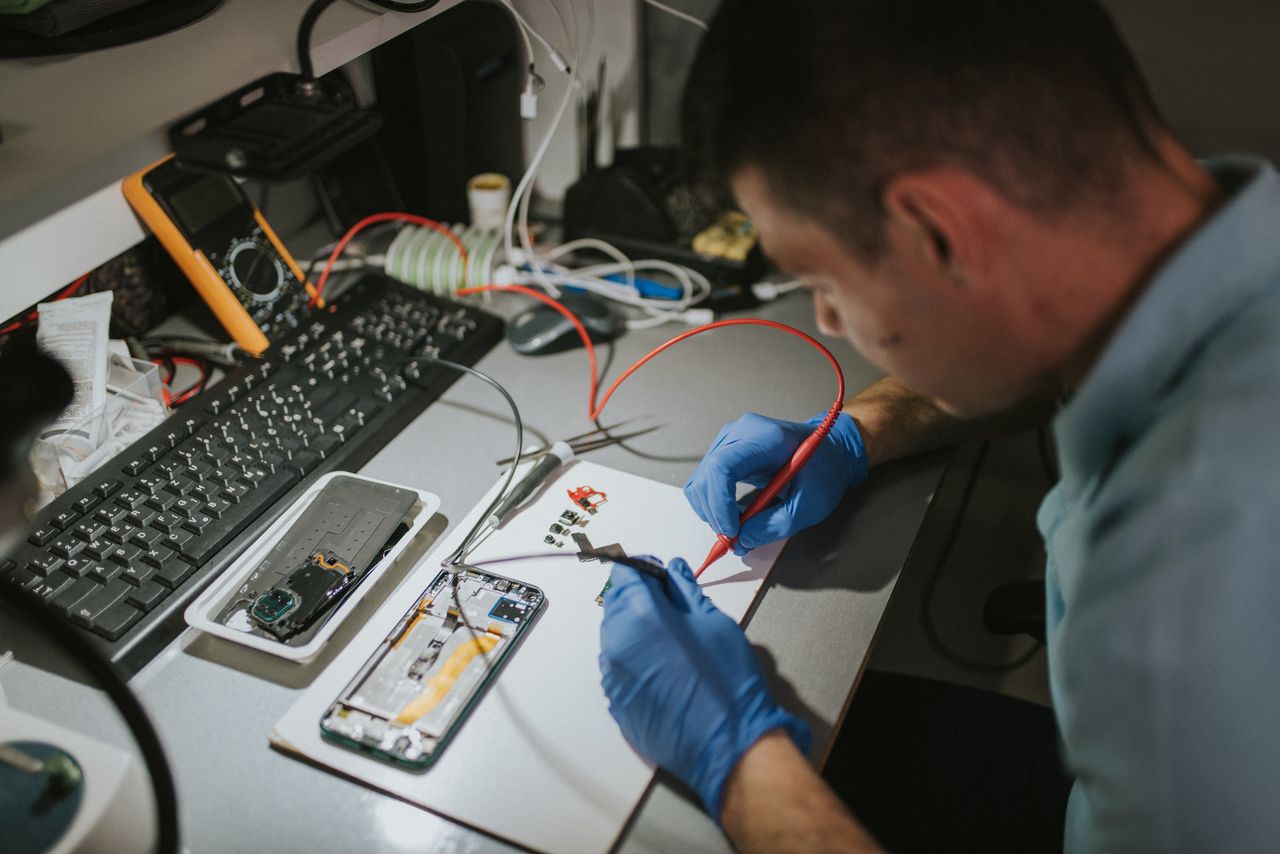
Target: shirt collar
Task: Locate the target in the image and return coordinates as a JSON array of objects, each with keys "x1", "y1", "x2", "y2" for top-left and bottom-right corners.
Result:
[{"x1": 1054, "y1": 157, "x2": 1280, "y2": 494}]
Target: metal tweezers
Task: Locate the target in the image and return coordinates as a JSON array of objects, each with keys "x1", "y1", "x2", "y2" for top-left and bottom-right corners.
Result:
[{"x1": 494, "y1": 419, "x2": 659, "y2": 466}]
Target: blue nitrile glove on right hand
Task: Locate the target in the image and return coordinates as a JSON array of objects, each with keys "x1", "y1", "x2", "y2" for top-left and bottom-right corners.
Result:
[
  {"x1": 599, "y1": 556, "x2": 811, "y2": 819},
  {"x1": 684, "y1": 411, "x2": 868, "y2": 554}
]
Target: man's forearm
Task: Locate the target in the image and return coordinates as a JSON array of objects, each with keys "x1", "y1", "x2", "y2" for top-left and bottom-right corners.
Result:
[
  {"x1": 847, "y1": 377, "x2": 1054, "y2": 468},
  {"x1": 720, "y1": 730, "x2": 882, "y2": 854}
]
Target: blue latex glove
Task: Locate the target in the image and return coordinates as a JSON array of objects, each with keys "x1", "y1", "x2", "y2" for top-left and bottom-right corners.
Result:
[
  {"x1": 599, "y1": 556, "x2": 811, "y2": 818},
  {"x1": 684, "y1": 411, "x2": 868, "y2": 554}
]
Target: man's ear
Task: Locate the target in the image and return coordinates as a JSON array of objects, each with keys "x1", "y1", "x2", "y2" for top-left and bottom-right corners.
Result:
[{"x1": 881, "y1": 168, "x2": 995, "y2": 282}]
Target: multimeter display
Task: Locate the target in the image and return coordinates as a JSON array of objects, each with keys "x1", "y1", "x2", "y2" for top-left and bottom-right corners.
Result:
[
  {"x1": 123, "y1": 156, "x2": 313, "y2": 355},
  {"x1": 168, "y1": 177, "x2": 242, "y2": 235}
]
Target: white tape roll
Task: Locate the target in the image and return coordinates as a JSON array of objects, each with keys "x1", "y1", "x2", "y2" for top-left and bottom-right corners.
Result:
[{"x1": 467, "y1": 173, "x2": 511, "y2": 232}]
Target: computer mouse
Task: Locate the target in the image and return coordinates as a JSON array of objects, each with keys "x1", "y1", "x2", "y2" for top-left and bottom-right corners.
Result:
[{"x1": 506, "y1": 291, "x2": 624, "y2": 355}]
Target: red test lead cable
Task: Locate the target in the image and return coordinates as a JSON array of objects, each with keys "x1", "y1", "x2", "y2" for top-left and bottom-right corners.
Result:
[
  {"x1": 456, "y1": 284, "x2": 846, "y2": 578},
  {"x1": 310, "y1": 212, "x2": 467, "y2": 308}
]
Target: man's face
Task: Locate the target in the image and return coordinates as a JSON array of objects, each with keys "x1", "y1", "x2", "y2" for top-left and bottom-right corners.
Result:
[{"x1": 732, "y1": 168, "x2": 1037, "y2": 416}]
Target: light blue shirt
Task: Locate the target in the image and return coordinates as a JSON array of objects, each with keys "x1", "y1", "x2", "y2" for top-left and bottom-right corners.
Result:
[{"x1": 1040, "y1": 157, "x2": 1280, "y2": 853}]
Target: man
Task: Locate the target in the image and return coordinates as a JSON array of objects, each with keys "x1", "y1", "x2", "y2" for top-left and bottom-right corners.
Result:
[{"x1": 598, "y1": 1, "x2": 1280, "y2": 851}]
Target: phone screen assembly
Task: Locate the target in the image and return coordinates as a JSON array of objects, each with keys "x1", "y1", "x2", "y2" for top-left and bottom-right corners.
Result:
[
  {"x1": 320, "y1": 566, "x2": 545, "y2": 769},
  {"x1": 122, "y1": 154, "x2": 314, "y2": 355}
]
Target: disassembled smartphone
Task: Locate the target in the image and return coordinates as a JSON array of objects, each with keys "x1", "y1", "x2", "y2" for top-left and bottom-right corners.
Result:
[
  {"x1": 320, "y1": 565, "x2": 545, "y2": 769},
  {"x1": 212, "y1": 475, "x2": 418, "y2": 646}
]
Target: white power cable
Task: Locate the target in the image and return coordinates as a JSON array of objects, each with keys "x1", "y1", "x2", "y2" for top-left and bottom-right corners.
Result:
[
  {"x1": 493, "y1": 0, "x2": 716, "y2": 329},
  {"x1": 642, "y1": 0, "x2": 708, "y2": 31}
]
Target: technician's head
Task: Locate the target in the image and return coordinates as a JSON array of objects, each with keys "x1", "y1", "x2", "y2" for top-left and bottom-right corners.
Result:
[{"x1": 686, "y1": 0, "x2": 1214, "y2": 415}]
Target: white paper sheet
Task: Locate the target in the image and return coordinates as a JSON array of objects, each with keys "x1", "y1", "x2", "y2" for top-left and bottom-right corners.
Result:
[{"x1": 271, "y1": 460, "x2": 784, "y2": 853}]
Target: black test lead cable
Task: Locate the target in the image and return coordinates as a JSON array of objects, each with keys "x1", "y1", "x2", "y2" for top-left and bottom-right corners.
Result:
[
  {"x1": 401, "y1": 356, "x2": 525, "y2": 568},
  {"x1": 298, "y1": 0, "x2": 442, "y2": 81}
]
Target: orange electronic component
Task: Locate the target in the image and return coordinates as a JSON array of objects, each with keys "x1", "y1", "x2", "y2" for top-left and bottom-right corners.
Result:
[
  {"x1": 568, "y1": 485, "x2": 607, "y2": 513},
  {"x1": 312, "y1": 552, "x2": 351, "y2": 573},
  {"x1": 122, "y1": 155, "x2": 316, "y2": 356}
]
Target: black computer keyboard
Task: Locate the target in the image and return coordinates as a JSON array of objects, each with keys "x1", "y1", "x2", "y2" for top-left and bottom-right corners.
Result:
[{"x1": 0, "y1": 274, "x2": 503, "y2": 676}]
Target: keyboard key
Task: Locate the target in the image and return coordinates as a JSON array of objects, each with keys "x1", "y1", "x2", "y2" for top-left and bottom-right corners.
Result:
[
  {"x1": 49, "y1": 534, "x2": 84, "y2": 560},
  {"x1": 51, "y1": 509, "x2": 80, "y2": 529},
  {"x1": 93, "y1": 480, "x2": 122, "y2": 499},
  {"x1": 172, "y1": 497, "x2": 199, "y2": 518},
  {"x1": 30, "y1": 572, "x2": 72, "y2": 600},
  {"x1": 84, "y1": 538, "x2": 115, "y2": 560},
  {"x1": 145, "y1": 493, "x2": 177, "y2": 512},
  {"x1": 72, "y1": 520, "x2": 106, "y2": 543},
  {"x1": 92, "y1": 602, "x2": 144, "y2": 641},
  {"x1": 51, "y1": 577, "x2": 99, "y2": 616},
  {"x1": 221, "y1": 484, "x2": 249, "y2": 504},
  {"x1": 105, "y1": 522, "x2": 132, "y2": 544},
  {"x1": 183, "y1": 513, "x2": 213, "y2": 535},
  {"x1": 61, "y1": 556, "x2": 92, "y2": 578},
  {"x1": 312, "y1": 433, "x2": 342, "y2": 458},
  {"x1": 72, "y1": 494, "x2": 101, "y2": 514},
  {"x1": 130, "y1": 529, "x2": 160, "y2": 549},
  {"x1": 127, "y1": 580, "x2": 168, "y2": 612},
  {"x1": 164, "y1": 476, "x2": 196, "y2": 497},
  {"x1": 27, "y1": 525, "x2": 57, "y2": 547},
  {"x1": 0, "y1": 558, "x2": 14, "y2": 576},
  {"x1": 123, "y1": 457, "x2": 150, "y2": 476},
  {"x1": 140, "y1": 544, "x2": 176, "y2": 569},
  {"x1": 128, "y1": 507, "x2": 159, "y2": 528},
  {"x1": 90, "y1": 563, "x2": 123, "y2": 583},
  {"x1": 152, "y1": 512, "x2": 185, "y2": 534},
  {"x1": 26, "y1": 553, "x2": 63, "y2": 576},
  {"x1": 160, "y1": 528, "x2": 195, "y2": 554},
  {"x1": 108, "y1": 543, "x2": 143, "y2": 566},
  {"x1": 190, "y1": 482, "x2": 218, "y2": 501},
  {"x1": 155, "y1": 459, "x2": 185, "y2": 478},
  {"x1": 5, "y1": 567, "x2": 41, "y2": 591},
  {"x1": 203, "y1": 498, "x2": 232, "y2": 519},
  {"x1": 286, "y1": 451, "x2": 322, "y2": 477},
  {"x1": 119, "y1": 564, "x2": 155, "y2": 587},
  {"x1": 155, "y1": 561, "x2": 195, "y2": 589},
  {"x1": 95, "y1": 505, "x2": 128, "y2": 526},
  {"x1": 69, "y1": 579, "x2": 130, "y2": 628},
  {"x1": 115, "y1": 489, "x2": 149, "y2": 510}
]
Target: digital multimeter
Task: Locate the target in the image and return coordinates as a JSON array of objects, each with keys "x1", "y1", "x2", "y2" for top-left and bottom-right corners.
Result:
[{"x1": 123, "y1": 155, "x2": 315, "y2": 355}]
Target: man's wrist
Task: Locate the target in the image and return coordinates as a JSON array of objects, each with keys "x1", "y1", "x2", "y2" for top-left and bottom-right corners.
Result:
[
  {"x1": 691, "y1": 689, "x2": 811, "y2": 819},
  {"x1": 719, "y1": 729, "x2": 798, "y2": 826},
  {"x1": 720, "y1": 731, "x2": 884, "y2": 853}
]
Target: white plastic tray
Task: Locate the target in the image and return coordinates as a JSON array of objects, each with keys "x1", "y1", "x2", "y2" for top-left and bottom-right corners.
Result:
[{"x1": 183, "y1": 471, "x2": 439, "y2": 662}]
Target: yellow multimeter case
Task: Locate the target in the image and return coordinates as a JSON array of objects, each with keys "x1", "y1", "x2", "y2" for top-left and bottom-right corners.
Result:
[{"x1": 123, "y1": 155, "x2": 316, "y2": 355}]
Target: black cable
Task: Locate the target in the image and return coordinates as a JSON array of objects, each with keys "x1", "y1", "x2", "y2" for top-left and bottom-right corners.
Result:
[
  {"x1": 919, "y1": 442, "x2": 1042, "y2": 675},
  {"x1": 400, "y1": 356, "x2": 524, "y2": 566},
  {"x1": 298, "y1": 0, "x2": 442, "y2": 80},
  {"x1": 0, "y1": 588, "x2": 180, "y2": 853}
]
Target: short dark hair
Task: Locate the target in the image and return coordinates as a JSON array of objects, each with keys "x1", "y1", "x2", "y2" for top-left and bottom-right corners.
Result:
[{"x1": 684, "y1": 0, "x2": 1168, "y2": 259}]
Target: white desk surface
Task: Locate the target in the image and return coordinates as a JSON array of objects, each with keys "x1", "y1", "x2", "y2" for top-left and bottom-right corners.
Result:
[{"x1": 0, "y1": 291, "x2": 951, "y2": 852}]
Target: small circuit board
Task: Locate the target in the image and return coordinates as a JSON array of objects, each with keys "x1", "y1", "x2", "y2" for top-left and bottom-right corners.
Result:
[
  {"x1": 213, "y1": 475, "x2": 417, "y2": 645},
  {"x1": 320, "y1": 566, "x2": 545, "y2": 769}
]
